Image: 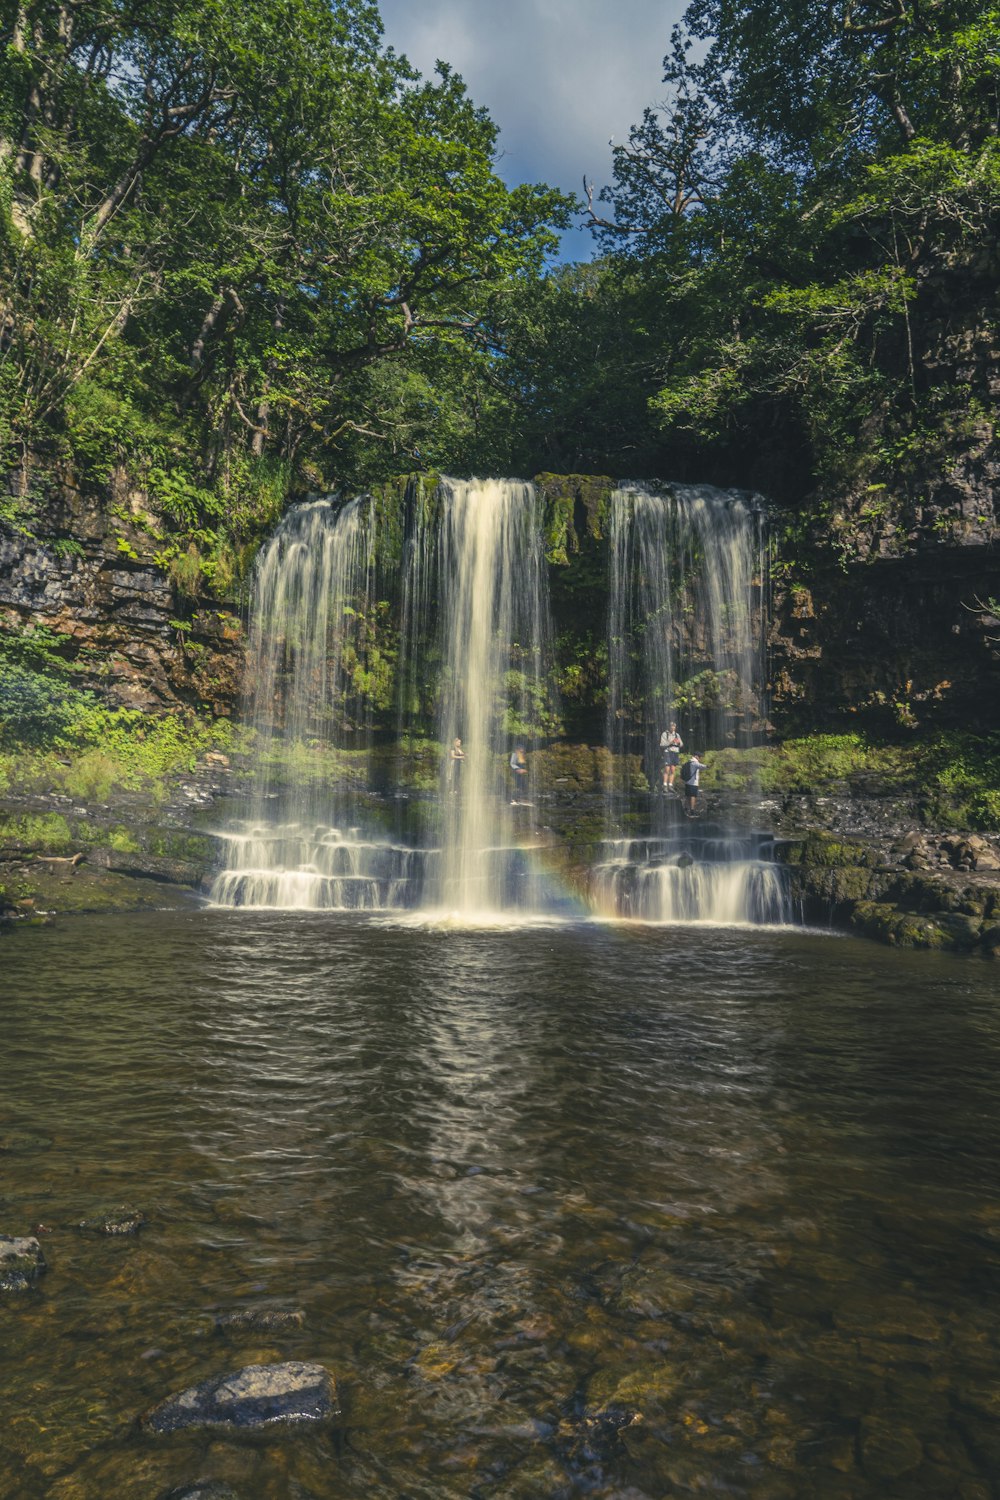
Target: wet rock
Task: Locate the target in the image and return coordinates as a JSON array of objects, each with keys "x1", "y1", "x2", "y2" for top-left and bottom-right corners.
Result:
[
  {"x1": 935, "y1": 912, "x2": 983, "y2": 947},
  {"x1": 161, "y1": 1485, "x2": 242, "y2": 1500},
  {"x1": 860, "y1": 1416, "x2": 923, "y2": 1479},
  {"x1": 0, "y1": 1234, "x2": 47, "y2": 1291},
  {"x1": 77, "y1": 1204, "x2": 146, "y2": 1236},
  {"x1": 89, "y1": 848, "x2": 203, "y2": 886},
  {"x1": 143, "y1": 1361, "x2": 339, "y2": 1434},
  {"x1": 214, "y1": 1308, "x2": 306, "y2": 1334},
  {"x1": 982, "y1": 924, "x2": 1000, "y2": 955}
]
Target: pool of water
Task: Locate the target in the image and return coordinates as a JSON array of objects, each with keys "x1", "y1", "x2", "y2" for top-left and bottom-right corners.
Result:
[{"x1": 1, "y1": 911, "x2": 999, "y2": 1499}]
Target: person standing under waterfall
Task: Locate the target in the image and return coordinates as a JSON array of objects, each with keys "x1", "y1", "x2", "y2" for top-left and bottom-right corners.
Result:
[
  {"x1": 509, "y1": 745, "x2": 528, "y2": 803},
  {"x1": 449, "y1": 737, "x2": 466, "y2": 793},
  {"x1": 660, "y1": 722, "x2": 683, "y2": 794},
  {"x1": 681, "y1": 753, "x2": 707, "y2": 818}
]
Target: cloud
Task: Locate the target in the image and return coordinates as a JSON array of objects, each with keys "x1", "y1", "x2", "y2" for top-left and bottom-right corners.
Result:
[{"x1": 378, "y1": 0, "x2": 687, "y2": 258}]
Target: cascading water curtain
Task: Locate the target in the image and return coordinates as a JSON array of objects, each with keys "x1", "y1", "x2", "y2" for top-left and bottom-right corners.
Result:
[
  {"x1": 212, "y1": 496, "x2": 404, "y2": 910},
  {"x1": 605, "y1": 484, "x2": 766, "y2": 806},
  {"x1": 431, "y1": 478, "x2": 553, "y2": 912},
  {"x1": 244, "y1": 496, "x2": 379, "y2": 806}
]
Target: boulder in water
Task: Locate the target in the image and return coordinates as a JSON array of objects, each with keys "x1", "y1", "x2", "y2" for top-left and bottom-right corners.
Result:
[
  {"x1": 77, "y1": 1204, "x2": 146, "y2": 1236},
  {"x1": 0, "y1": 1234, "x2": 47, "y2": 1291},
  {"x1": 143, "y1": 1361, "x2": 339, "y2": 1434}
]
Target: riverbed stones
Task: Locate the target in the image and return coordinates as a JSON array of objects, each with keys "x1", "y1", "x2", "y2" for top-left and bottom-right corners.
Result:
[
  {"x1": 143, "y1": 1362, "x2": 339, "y2": 1434},
  {"x1": 0, "y1": 1234, "x2": 47, "y2": 1291},
  {"x1": 77, "y1": 1204, "x2": 146, "y2": 1236}
]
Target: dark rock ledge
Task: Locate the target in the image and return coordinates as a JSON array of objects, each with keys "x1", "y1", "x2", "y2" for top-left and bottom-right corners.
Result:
[{"x1": 778, "y1": 830, "x2": 1000, "y2": 955}]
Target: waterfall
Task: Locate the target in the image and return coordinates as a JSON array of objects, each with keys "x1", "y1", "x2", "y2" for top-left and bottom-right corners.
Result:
[
  {"x1": 429, "y1": 479, "x2": 551, "y2": 913},
  {"x1": 590, "y1": 832, "x2": 794, "y2": 925},
  {"x1": 211, "y1": 479, "x2": 555, "y2": 916},
  {"x1": 606, "y1": 484, "x2": 765, "y2": 793},
  {"x1": 602, "y1": 484, "x2": 773, "y2": 924},
  {"x1": 209, "y1": 474, "x2": 788, "y2": 927},
  {"x1": 208, "y1": 497, "x2": 431, "y2": 910}
]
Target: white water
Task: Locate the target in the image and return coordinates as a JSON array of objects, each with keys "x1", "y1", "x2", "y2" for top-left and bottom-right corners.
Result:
[
  {"x1": 606, "y1": 484, "x2": 765, "y2": 788},
  {"x1": 211, "y1": 477, "x2": 787, "y2": 927},
  {"x1": 426, "y1": 479, "x2": 550, "y2": 913},
  {"x1": 590, "y1": 835, "x2": 793, "y2": 925}
]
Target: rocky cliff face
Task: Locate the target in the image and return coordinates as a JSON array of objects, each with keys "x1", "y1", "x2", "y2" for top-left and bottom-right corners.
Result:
[
  {"x1": 2, "y1": 458, "x2": 997, "y2": 736},
  {"x1": 0, "y1": 467, "x2": 244, "y2": 714},
  {"x1": 768, "y1": 306, "x2": 1000, "y2": 733},
  {"x1": 770, "y1": 542, "x2": 1000, "y2": 734}
]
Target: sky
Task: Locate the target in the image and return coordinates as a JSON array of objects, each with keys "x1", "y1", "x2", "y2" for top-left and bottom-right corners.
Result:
[{"x1": 377, "y1": 0, "x2": 687, "y2": 260}]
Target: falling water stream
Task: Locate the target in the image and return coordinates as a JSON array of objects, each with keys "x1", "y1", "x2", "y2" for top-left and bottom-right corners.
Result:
[{"x1": 211, "y1": 478, "x2": 784, "y2": 924}]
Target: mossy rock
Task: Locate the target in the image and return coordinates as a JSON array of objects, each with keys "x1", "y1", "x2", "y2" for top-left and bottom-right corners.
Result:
[
  {"x1": 797, "y1": 832, "x2": 881, "y2": 869},
  {"x1": 851, "y1": 901, "x2": 952, "y2": 950},
  {"x1": 536, "y1": 473, "x2": 615, "y2": 561},
  {"x1": 933, "y1": 911, "x2": 984, "y2": 948},
  {"x1": 0, "y1": 812, "x2": 75, "y2": 855}
]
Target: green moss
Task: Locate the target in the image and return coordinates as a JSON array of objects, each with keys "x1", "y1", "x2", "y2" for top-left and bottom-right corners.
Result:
[
  {"x1": 536, "y1": 473, "x2": 615, "y2": 562},
  {"x1": 850, "y1": 901, "x2": 952, "y2": 950},
  {"x1": 0, "y1": 812, "x2": 75, "y2": 854}
]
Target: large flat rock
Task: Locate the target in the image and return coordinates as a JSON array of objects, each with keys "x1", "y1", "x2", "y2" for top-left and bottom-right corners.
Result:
[{"x1": 143, "y1": 1361, "x2": 339, "y2": 1434}]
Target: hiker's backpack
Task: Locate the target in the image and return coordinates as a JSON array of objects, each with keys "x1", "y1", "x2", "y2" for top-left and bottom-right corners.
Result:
[{"x1": 680, "y1": 759, "x2": 695, "y2": 785}]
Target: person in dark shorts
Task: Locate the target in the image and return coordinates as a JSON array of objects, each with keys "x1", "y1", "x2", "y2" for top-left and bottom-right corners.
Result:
[
  {"x1": 681, "y1": 753, "x2": 707, "y2": 817},
  {"x1": 659, "y1": 722, "x2": 683, "y2": 793}
]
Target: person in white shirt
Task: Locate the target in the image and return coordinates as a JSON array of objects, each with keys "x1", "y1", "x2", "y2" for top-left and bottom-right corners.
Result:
[{"x1": 659, "y1": 722, "x2": 683, "y2": 793}]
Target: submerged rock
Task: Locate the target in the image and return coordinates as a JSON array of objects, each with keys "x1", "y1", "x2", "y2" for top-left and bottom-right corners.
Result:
[
  {"x1": 214, "y1": 1307, "x2": 306, "y2": 1333},
  {"x1": 161, "y1": 1485, "x2": 242, "y2": 1500},
  {"x1": 143, "y1": 1361, "x2": 339, "y2": 1434},
  {"x1": 77, "y1": 1204, "x2": 146, "y2": 1236},
  {"x1": 0, "y1": 1234, "x2": 47, "y2": 1291}
]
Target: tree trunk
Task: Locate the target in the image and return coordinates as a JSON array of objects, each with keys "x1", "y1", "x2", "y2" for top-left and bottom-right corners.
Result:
[{"x1": 251, "y1": 301, "x2": 285, "y2": 457}]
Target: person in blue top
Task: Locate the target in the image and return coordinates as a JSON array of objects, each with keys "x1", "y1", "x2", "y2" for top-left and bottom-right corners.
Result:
[{"x1": 681, "y1": 753, "x2": 707, "y2": 818}]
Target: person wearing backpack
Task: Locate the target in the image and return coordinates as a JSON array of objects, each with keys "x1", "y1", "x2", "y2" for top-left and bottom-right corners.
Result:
[{"x1": 680, "y1": 754, "x2": 708, "y2": 818}]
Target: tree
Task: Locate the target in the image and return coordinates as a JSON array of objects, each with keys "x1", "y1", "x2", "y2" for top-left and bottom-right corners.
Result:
[{"x1": 0, "y1": 0, "x2": 570, "y2": 533}]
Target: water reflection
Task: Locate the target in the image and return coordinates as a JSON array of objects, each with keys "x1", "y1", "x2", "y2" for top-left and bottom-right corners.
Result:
[{"x1": 1, "y1": 914, "x2": 998, "y2": 1498}]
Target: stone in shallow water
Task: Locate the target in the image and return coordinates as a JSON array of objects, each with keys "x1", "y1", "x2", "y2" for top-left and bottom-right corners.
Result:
[
  {"x1": 76, "y1": 1204, "x2": 146, "y2": 1236},
  {"x1": 143, "y1": 1362, "x2": 339, "y2": 1434},
  {"x1": 0, "y1": 1234, "x2": 47, "y2": 1291},
  {"x1": 214, "y1": 1307, "x2": 306, "y2": 1333},
  {"x1": 161, "y1": 1485, "x2": 242, "y2": 1500}
]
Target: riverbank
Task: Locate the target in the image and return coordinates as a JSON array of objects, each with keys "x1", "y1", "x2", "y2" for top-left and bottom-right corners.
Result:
[{"x1": 2, "y1": 731, "x2": 998, "y2": 955}]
